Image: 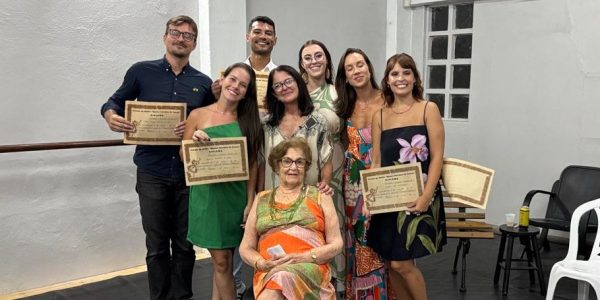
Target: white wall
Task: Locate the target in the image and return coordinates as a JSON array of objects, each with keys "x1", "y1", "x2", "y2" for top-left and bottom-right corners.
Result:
[
  {"x1": 392, "y1": 0, "x2": 600, "y2": 225},
  {"x1": 247, "y1": 0, "x2": 387, "y2": 83},
  {"x1": 0, "y1": 0, "x2": 199, "y2": 294}
]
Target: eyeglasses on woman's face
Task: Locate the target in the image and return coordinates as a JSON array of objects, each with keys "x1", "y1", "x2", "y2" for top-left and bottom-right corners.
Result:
[
  {"x1": 272, "y1": 78, "x2": 296, "y2": 92},
  {"x1": 279, "y1": 157, "x2": 307, "y2": 168},
  {"x1": 302, "y1": 52, "x2": 325, "y2": 64}
]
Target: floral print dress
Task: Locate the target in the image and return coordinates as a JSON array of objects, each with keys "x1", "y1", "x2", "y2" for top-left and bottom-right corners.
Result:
[
  {"x1": 343, "y1": 120, "x2": 390, "y2": 299},
  {"x1": 367, "y1": 120, "x2": 447, "y2": 261}
]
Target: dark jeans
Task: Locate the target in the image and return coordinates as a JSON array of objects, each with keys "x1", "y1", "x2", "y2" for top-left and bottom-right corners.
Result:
[{"x1": 136, "y1": 168, "x2": 195, "y2": 300}]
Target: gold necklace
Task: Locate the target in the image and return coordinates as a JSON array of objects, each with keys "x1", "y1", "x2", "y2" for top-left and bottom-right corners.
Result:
[
  {"x1": 277, "y1": 187, "x2": 303, "y2": 202},
  {"x1": 390, "y1": 101, "x2": 415, "y2": 114},
  {"x1": 356, "y1": 97, "x2": 373, "y2": 111},
  {"x1": 269, "y1": 185, "x2": 306, "y2": 221},
  {"x1": 206, "y1": 104, "x2": 236, "y2": 116}
]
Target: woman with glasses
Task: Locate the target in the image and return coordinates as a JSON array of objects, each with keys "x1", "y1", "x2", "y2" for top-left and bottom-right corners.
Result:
[
  {"x1": 261, "y1": 65, "x2": 333, "y2": 196},
  {"x1": 182, "y1": 62, "x2": 262, "y2": 300},
  {"x1": 335, "y1": 48, "x2": 390, "y2": 299},
  {"x1": 240, "y1": 137, "x2": 343, "y2": 299},
  {"x1": 297, "y1": 40, "x2": 346, "y2": 294}
]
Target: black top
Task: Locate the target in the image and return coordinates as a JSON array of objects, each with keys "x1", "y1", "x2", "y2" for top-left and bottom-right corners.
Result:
[{"x1": 101, "y1": 57, "x2": 215, "y2": 178}]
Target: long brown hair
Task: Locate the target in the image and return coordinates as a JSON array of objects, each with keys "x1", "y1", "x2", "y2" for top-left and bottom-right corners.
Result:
[
  {"x1": 298, "y1": 40, "x2": 334, "y2": 85},
  {"x1": 223, "y1": 63, "x2": 263, "y2": 165},
  {"x1": 334, "y1": 48, "x2": 379, "y2": 147},
  {"x1": 381, "y1": 53, "x2": 424, "y2": 106},
  {"x1": 334, "y1": 48, "x2": 379, "y2": 120}
]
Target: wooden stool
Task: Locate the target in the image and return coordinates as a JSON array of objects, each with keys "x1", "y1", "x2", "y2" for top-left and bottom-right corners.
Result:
[{"x1": 493, "y1": 225, "x2": 546, "y2": 296}]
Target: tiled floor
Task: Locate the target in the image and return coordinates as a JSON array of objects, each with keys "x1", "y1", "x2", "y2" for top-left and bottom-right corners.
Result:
[{"x1": 21, "y1": 237, "x2": 597, "y2": 300}]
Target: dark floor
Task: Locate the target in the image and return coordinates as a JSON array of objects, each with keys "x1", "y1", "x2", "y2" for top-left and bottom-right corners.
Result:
[{"x1": 20, "y1": 237, "x2": 597, "y2": 300}]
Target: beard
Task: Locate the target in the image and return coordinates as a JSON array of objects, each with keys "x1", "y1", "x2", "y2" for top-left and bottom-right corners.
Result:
[
  {"x1": 170, "y1": 43, "x2": 190, "y2": 58},
  {"x1": 251, "y1": 42, "x2": 273, "y2": 56}
]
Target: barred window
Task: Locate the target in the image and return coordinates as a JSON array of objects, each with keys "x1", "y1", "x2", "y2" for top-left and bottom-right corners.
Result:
[{"x1": 425, "y1": 3, "x2": 473, "y2": 119}]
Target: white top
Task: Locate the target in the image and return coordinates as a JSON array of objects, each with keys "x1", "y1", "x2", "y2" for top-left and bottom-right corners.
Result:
[{"x1": 244, "y1": 57, "x2": 277, "y2": 73}]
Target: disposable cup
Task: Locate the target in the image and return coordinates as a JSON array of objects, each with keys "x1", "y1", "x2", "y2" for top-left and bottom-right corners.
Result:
[{"x1": 505, "y1": 213, "x2": 516, "y2": 227}]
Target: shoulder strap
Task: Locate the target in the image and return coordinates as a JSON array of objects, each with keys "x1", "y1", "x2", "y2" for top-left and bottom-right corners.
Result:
[
  {"x1": 380, "y1": 108, "x2": 383, "y2": 132},
  {"x1": 423, "y1": 100, "x2": 429, "y2": 124}
]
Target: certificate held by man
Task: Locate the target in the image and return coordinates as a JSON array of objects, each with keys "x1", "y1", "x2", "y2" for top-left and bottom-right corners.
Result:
[
  {"x1": 181, "y1": 137, "x2": 249, "y2": 186},
  {"x1": 360, "y1": 163, "x2": 425, "y2": 214},
  {"x1": 255, "y1": 71, "x2": 269, "y2": 114},
  {"x1": 124, "y1": 100, "x2": 186, "y2": 145}
]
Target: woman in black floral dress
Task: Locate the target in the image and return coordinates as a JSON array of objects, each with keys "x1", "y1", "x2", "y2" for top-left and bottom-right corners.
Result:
[{"x1": 367, "y1": 53, "x2": 447, "y2": 300}]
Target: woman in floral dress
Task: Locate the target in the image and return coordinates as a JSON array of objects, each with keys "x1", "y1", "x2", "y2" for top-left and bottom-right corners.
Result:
[
  {"x1": 335, "y1": 48, "x2": 390, "y2": 299},
  {"x1": 368, "y1": 53, "x2": 447, "y2": 300}
]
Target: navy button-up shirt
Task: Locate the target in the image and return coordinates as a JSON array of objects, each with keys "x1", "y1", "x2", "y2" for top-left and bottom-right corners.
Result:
[{"x1": 101, "y1": 57, "x2": 215, "y2": 178}]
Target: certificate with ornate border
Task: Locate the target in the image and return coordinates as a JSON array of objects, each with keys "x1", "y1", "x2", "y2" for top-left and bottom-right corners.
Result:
[
  {"x1": 360, "y1": 163, "x2": 424, "y2": 214},
  {"x1": 442, "y1": 158, "x2": 494, "y2": 209},
  {"x1": 255, "y1": 71, "x2": 269, "y2": 114},
  {"x1": 124, "y1": 101, "x2": 186, "y2": 145},
  {"x1": 181, "y1": 137, "x2": 249, "y2": 186}
]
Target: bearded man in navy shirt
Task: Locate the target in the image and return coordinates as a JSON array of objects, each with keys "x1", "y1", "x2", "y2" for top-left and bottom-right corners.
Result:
[{"x1": 101, "y1": 15, "x2": 214, "y2": 300}]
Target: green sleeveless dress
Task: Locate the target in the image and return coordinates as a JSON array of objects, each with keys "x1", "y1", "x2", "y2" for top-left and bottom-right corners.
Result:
[{"x1": 187, "y1": 122, "x2": 247, "y2": 249}]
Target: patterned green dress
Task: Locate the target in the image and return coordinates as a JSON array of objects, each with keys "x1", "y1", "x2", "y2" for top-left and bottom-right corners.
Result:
[{"x1": 309, "y1": 83, "x2": 346, "y2": 292}]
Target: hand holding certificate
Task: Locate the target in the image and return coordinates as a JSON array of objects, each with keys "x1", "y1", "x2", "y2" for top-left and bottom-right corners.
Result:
[
  {"x1": 181, "y1": 137, "x2": 249, "y2": 186},
  {"x1": 360, "y1": 163, "x2": 425, "y2": 214},
  {"x1": 124, "y1": 101, "x2": 186, "y2": 145}
]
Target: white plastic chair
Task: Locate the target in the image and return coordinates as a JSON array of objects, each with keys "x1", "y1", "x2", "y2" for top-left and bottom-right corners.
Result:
[{"x1": 546, "y1": 198, "x2": 600, "y2": 300}]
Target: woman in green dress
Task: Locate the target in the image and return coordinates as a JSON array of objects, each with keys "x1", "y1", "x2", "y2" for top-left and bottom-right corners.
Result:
[
  {"x1": 298, "y1": 39, "x2": 346, "y2": 294},
  {"x1": 182, "y1": 63, "x2": 262, "y2": 300}
]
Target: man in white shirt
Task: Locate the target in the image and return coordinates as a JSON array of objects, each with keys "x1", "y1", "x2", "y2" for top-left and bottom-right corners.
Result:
[{"x1": 244, "y1": 15, "x2": 277, "y2": 72}]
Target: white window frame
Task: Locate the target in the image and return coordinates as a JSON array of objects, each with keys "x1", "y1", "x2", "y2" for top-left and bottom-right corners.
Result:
[{"x1": 424, "y1": 3, "x2": 473, "y2": 119}]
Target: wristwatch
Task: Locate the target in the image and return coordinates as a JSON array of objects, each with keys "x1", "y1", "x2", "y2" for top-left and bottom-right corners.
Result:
[{"x1": 310, "y1": 249, "x2": 317, "y2": 263}]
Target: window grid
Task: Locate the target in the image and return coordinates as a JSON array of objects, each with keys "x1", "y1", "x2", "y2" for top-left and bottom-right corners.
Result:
[{"x1": 424, "y1": 3, "x2": 473, "y2": 119}]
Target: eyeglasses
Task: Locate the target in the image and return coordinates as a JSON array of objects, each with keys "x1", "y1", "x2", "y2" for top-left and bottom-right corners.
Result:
[
  {"x1": 168, "y1": 29, "x2": 196, "y2": 42},
  {"x1": 272, "y1": 78, "x2": 296, "y2": 92},
  {"x1": 280, "y1": 157, "x2": 307, "y2": 168},
  {"x1": 302, "y1": 52, "x2": 325, "y2": 64}
]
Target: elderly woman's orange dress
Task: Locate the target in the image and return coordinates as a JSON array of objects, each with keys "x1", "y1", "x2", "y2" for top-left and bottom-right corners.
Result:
[{"x1": 252, "y1": 185, "x2": 335, "y2": 299}]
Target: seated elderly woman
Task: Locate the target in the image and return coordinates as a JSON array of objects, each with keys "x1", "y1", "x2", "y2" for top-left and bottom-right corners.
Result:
[{"x1": 240, "y1": 137, "x2": 343, "y2": 300}]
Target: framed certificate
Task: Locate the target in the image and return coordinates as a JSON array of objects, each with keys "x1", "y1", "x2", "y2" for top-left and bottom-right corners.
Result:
[
  {"x1": 360, "y1": 163, "x2": 424, "y2": 214},
  {"x1": 181, "y1": 137, "x2": 249, "y2": 186},
  {"x1": 442, "y1": 158, "x2": 494, "y2": 209},
  {"x1": 124, "y1": 101, "x2": 186, "y2": 145}
]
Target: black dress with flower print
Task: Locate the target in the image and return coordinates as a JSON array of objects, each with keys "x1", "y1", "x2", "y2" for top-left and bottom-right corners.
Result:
[{"x1": 367, "y1": 124, "x2": 447, "y2": 260}]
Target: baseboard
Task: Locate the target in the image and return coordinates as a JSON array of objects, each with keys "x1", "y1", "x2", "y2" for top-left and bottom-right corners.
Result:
[{"x1": 1, "y1": 249, "x2": 210, "y2": 300}]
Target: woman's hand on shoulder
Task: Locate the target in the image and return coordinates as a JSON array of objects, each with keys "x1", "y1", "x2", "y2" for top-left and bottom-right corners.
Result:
[{"x1": 316, "y1": 181, "x2": 333, "y2": 196}]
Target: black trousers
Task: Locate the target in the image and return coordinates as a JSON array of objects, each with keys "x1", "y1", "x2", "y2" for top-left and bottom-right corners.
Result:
[{"x1": 136, "y1": 168, "x2": 195, "y2": 300}]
